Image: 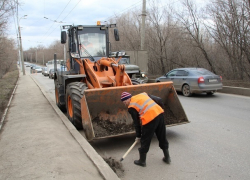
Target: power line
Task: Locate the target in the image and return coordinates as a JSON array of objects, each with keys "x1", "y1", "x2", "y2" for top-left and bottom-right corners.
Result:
[
  {"x1": 106, "y1": 0, "x2": 181, "y2": 21},
  {"x1": 105, "y1": 1, "x2": 142, "y2": 21},
  {"x1": 43, "y1": 0, "x2": 142, "y2": 43},
  {"x1": 40, "y1": 0, "x2": 81, "y2": 43},
  {"x1": 12, "y1": 2, "x2": 18, "y2": 37},
  {"x1": 40, "y1": 1, "x2": 149, "y2": 46},
  {"x1": 42, "y1": 24, "x2": 61, "y2": 42},
  {"x1": 61, "y1": 0, "x2": 82, "y2": 21},
  {"x1": 55, "y1": 0, "x2": 73, "y2": 21}
]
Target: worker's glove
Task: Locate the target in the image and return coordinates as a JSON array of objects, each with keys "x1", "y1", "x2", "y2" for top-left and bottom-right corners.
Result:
[{"x1": 135, "y1": 137, "x2": 141, "y2": 142}]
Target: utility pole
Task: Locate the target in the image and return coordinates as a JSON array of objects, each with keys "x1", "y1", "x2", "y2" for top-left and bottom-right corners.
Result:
[
  {"x1": 18, "y1": 24, "x2": 26, "y2": 75},
  {"x1": 17, "y1": 0, "x2": 26, "y2": 75},
  {"x1": 16, "y1": 33, "x2": 22, "y2": 72},
  {"x1": 141, "y1": 0, "x2": 146, "y2": 50},
  {"x1": 30, "y1": 53, "x2": 32, "y2": 62},
  {"x1": 43, "y1": 49, "x2": 45, "y2": 65}
]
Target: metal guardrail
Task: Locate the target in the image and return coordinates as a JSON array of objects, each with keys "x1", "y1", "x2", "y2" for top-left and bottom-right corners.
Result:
[{"x1": 218, "y1": 86, "x2": 250, "y2": 97}]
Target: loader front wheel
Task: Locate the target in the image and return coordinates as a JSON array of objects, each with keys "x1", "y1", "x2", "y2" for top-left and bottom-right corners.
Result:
[{"x1": 66, "y1": 82, "x2": 87, "y2": 130}]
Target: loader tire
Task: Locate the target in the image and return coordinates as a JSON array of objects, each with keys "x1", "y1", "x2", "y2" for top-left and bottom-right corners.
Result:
[
  {"x1": 55, "y1": 85, "x2": 66, "y2": 112},
  {"x1": 66, "y1": 82, "x2": 87, "y2": 130}
]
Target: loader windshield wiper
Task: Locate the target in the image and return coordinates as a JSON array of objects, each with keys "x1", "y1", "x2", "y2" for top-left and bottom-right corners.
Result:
[{"x1": 79, "y1": 41, "x2": 95, "y2": 61}]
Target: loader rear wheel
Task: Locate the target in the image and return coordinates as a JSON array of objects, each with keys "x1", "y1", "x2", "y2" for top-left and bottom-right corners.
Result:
[
  {"x1": 55, "y1": 85, "x2": 66, "y2": 112},
  {"x1": 66, "y1": 82, "x2": 88, "y2": 130}
]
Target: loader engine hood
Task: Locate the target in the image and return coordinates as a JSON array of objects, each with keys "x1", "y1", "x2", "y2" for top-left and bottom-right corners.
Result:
[{"x1": 124, "y1": 64, "x2": 140, "y2": 74}]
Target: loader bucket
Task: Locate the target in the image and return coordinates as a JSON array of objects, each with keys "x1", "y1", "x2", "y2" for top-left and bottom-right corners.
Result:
[{"x1": 81, "y1": 82, "x2": 189, "y2": 141}]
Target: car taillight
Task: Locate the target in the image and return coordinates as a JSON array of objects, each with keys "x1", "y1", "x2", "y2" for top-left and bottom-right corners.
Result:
[{"x1": 198, "y1": 77, "x2": 205, "y2": 84}]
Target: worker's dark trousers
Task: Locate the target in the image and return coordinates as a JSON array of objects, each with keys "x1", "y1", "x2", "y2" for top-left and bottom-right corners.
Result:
[{"x1": 139, "y1": 113, "x2": 169, "y2": 154}]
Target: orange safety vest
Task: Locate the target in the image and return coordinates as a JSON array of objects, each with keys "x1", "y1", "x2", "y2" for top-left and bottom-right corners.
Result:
[{"x1": 128, "y1": 93, "x2": 164, "y2": 125}]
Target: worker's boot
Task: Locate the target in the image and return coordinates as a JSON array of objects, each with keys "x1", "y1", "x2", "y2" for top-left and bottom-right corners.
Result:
[
  {"x1": 162, "y1": 149, "x2": 171, "y2": 164},
  {"x1": 134, "y1": 153, "x2": 147, "y2": 167}
]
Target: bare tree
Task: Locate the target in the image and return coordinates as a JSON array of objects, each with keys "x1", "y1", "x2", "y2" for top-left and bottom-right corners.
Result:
[
  {"x1": 146, "y1": 1, "x2": 172, "y2": 74},
  {"x1": 0, "y1": 0, "x2": 17, "y2": 78},
  {"x1": 0, "y1": 0, "x2": 15, "y2": 34},
  {"x1": 109, "y1": 10, "x2": 141, "y2": 51},
  {"x1": 176, "y1": 0, "x2": 217, "y2": 73},
  {"x1": 23, "y1": 40, "x2": 65, "y2": 65},
  {"x1": 206, "y1": 0, "x2": 250, "y2": 80},
  {"x1": 0, "y1": 37, "x2": 17, "y2": 78}
]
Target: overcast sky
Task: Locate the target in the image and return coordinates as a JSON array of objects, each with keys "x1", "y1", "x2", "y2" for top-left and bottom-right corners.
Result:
[{"x1": 9, "y1": 0, "x2": 208, "y2": 50}]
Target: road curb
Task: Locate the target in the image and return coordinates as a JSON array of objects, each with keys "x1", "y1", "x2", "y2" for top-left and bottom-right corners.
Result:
[
  {"x1": 218, "y1": 86, "x2": 250, "y2": 97},
  {"x1": 30, "y1": 75, "x2": 120, "y2": 180}
]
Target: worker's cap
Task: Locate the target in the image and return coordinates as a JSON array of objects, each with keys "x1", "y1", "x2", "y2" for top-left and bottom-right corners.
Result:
[{"x1": 121, "y1": 92, "x2": 132, "y2": 101}]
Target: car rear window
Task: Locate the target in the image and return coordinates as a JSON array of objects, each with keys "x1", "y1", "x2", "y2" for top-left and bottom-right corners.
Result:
[{"x1": 191, "y1": 68, "x2": 215, "y2": 75}]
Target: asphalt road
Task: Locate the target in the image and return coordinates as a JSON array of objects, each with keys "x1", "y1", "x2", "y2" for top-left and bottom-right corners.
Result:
[{"x1": 30, "y1": 68, "x2": 250, "y2": 180}]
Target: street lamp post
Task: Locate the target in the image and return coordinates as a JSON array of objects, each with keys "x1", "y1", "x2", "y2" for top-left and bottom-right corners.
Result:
[
  {"x1": 141, "y1": 0, "x2": 146, "y2": 50},
  {"x1": 18, "y1": 15, "x2": 27, "y2": 75},
  {"x1": 30, "y1": 53, "x2": 33, "y2": 62},
  {"x1": 43, "y1": 50, "x2": 45, "y2": 65},
  {"x1": 35, "y1": 48, "x2": 37, "y2": 63}
]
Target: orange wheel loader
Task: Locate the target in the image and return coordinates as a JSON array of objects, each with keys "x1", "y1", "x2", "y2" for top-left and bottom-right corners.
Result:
[{"x1": 54, "y1": 23, "x2": 189, "y2": 141}]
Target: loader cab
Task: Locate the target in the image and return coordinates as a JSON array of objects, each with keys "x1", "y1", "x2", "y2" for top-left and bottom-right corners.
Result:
[
  {"x1": 61, "y1": 24, "x2": 119, "y2": 73},
  {"x1": 77, "y1": 29, "x2": 106, "y2": 58},
  {"x1": 61, "y1": 25, "x2": 116, "y2": 59}
]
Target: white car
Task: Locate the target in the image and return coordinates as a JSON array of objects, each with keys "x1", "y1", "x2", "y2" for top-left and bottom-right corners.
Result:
[
  {"x1": 34, "y1": 66, "x2": 42, "y2": 73},
  {"x1": 42, "y1": 67, "x2": 48, "y2": 76}
]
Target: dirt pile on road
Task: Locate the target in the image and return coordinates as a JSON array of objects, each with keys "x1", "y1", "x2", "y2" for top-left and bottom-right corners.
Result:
[
  {"x1": 103, "y1": 157, "x2": 124, "y2": 177},
  {"x1": 92, "y1": 117, "x2": 134, "y2": 137}
]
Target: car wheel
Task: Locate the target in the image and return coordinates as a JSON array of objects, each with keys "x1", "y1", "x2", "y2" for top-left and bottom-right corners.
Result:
[
  {"x1": 182, "y1": 84, "x2": 192, "y2": 97},
  {"x1": 207, "y1": 91, "x2": 215, "y2": 95}
]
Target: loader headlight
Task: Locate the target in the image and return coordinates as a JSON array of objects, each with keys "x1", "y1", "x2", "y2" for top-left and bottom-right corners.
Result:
[{"x1": 62, "y1": 25, "x2": 71, "y2": 29}]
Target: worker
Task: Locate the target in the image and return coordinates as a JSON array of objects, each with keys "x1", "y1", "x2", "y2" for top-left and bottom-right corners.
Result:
[
  {"x1": 121, "y1": 92, "x2": 171, "y2": 167},
  {"x1": 81, "y1": 35, "x2": 93, "y2": 48}
]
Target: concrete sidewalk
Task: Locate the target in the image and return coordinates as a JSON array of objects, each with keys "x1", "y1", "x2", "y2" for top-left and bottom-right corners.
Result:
[{"x1": 0, "y1": 74, "x2": 119, "y2": 180}]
